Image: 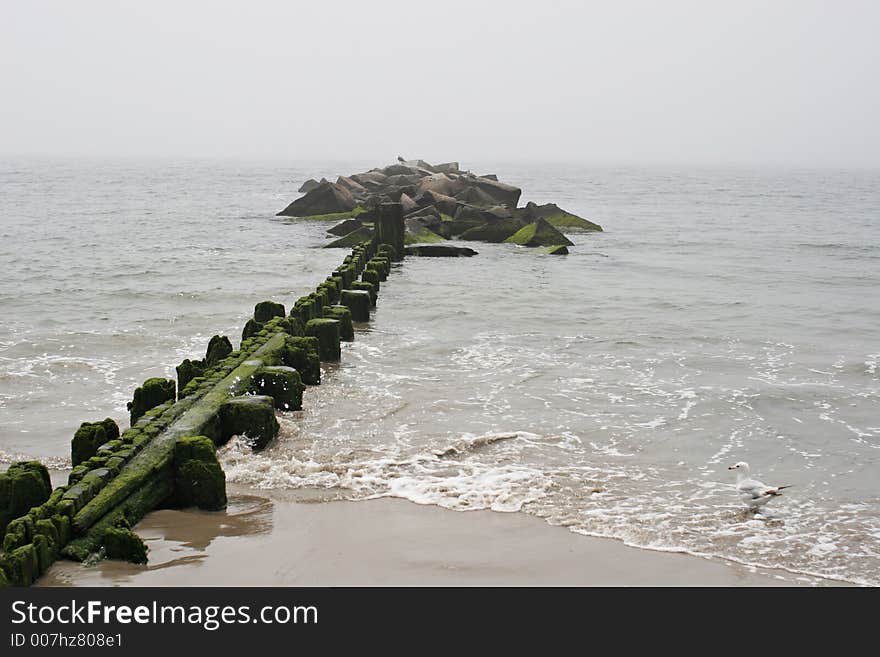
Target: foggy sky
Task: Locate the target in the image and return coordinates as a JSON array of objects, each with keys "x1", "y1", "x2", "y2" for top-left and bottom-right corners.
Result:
[{"x1": 1, "y1": 0, "x2": 878, "y2": 167}]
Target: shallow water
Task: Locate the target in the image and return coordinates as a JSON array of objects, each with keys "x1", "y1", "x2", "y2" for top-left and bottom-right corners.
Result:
[{"x1": 1, "y1": 157, "x2": 878, "y2": 584}]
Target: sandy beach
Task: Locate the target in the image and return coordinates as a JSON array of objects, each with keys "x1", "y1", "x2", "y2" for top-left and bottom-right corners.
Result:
[{"x1": 38, "y1": 485, "x2": 837, "y2": 587}]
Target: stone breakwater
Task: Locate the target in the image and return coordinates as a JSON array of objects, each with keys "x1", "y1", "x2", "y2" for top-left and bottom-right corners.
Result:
[
  {"x1": 278, "y1": 158, "x2": 602, "y2": 254},
  {"x1": 0, "y1": 208, "x2": 405, "y2": 586}
]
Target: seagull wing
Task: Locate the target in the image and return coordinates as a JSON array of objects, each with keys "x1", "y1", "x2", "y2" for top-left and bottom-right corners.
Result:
[{"x1": 737, "y1": 478, "x2": 776, "y2": 498}]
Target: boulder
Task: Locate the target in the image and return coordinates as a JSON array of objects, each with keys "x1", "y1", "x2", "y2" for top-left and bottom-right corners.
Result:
[
  {"x1": 276, "y1": 181, "x2": 357, "y2": 217},
  {"x1": 463, "y1": 176, "x2": 521, "y2": 207},
  {"x1": 385, "y1": 174, "x2": 423, "y2": 188},
  {"x1": 433, "y1": 219, "x2": 483, "y2": 239},
  {"x1": 399, "y1": 192, "x2": 418, "y2": 215},
  {"x1": 504, "y1": 218, "x2": 574, "y2": 248},
  {"x1": 433, "y1": 162, "x2": 460, "y2": 174},
  {"x1": 405, "y1": 217, "x2": 446, "y2": 244},
  {"x1": 454, "y1": 204, "x2": 515, "y2": 223},
  {"x1": 416, "y1": 173, "x2": 463, "y2": 198},
  {"x1": 327, "y1": 218, "x2": 364, "y2": 237},
  {"x1": 387, "y1": 186, "x2": 418, "y2": 202},
  {"x1": 522, "y1": 202, "x2": 603, "y2": 231},
  {"x1": 350, "y1": 171, "x2": 388, "y2": 186},
  {"x1": 336, "y1": 175, "x2": 367, "y2": 196},
  {"x1": 415, "y1": 190, "x2": 459, "y2": 217},
  {"x1": 459, "y1": 219, "x2": 524, "y2": 243},
  {"x1": 298, "y1": 178, "x2": 320, "y2": 193},
  {"x1": 544, "y1": 245, "x2": 569, "y2": 255},
  {"x1": 455, "y1": 185, "x2": 503, "y2": 207},
  {"x1": 404, "y1": 205, "x2": 441, "y2": 223},
  {"x1": 323, "y1": 225, "x2": 374, "y2": 248},
  {"x1": 381, "y1": 163, "x2": 426, "y2": 177},
  {"x1": 404, "y1": 245, "x2": 478, "y2": 257},
  {"x1": 400, "y1": 159, "x2": 438, "y2": 172}
]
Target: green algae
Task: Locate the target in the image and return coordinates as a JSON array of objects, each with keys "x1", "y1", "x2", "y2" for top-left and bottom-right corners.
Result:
[
  {"x1": 503, "y1": 218, "x2": 574, "y2": 248},
  {"x1": 305, "y1": 318, "x2": 342, "y2": 362}
]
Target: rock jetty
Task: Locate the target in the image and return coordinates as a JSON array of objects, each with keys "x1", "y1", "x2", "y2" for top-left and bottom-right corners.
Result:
[{"x1": 277, "y1": 158, "x2": 602, "y2": 253}]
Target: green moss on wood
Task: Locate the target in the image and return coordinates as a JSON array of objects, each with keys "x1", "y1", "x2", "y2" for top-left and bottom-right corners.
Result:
[
  {"x1": 128, "y1": 378, "x2": 175, "y2": 426},
  {"x1": 103, "y1": 527, "x2": 148, "y2": 564},
  {"x1": 252, "y1": 366, "x2": 305, "y2": 411},
  {"x1": 322, "y1": 305, "x2": 354, "y2": 342},
  {"x1": 172, "y1": 435, "x2": 226, "y2": 511},
  {"x1": 305, "y1": 319, "x2": 342, "y2": 362},
  {"x1": 1, "y1": 461, "x2": 52, "y2": 543},
  {"x1": 350, "y1": 281, "x2": 377, "y2": 306},
  {"x1": 340, "y1": 289, "x2": 371, "y2": 322},
  {"x1": 205, "y1": 335, "x2": 233, "y2": 366},
  {"x1": 283, "y1": 336, "x2": 321, "y2": 385},
  {"x1": 219, "y1": 396, "x2": 278, "y2": 450},
  {"x1": 254, "y1": 300, "x2": 286, "y2": 324}
]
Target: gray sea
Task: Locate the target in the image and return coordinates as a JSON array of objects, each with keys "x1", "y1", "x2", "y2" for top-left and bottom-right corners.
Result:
[{"x1": 1, "y1": 157, "x2": 878, "y2": 585}]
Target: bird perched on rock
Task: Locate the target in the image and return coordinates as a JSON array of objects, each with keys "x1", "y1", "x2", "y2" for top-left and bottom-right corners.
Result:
[
  {"x1": 397, "y1": 155, "x2": 406, "y2": 163},
  {"x1": 728, "y1": 461, "x2": 791, "y2": 512}
]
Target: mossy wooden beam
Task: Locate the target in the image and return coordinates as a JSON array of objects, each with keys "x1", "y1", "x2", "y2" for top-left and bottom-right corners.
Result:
[{"x1": 70, "y1": 332, "x2": 289, "y2": 535}]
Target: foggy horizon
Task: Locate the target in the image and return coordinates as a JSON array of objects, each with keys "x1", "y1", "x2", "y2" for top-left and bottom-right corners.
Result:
[{"x1": 2, "y1": 1, "x2": 879, "y2": 169}]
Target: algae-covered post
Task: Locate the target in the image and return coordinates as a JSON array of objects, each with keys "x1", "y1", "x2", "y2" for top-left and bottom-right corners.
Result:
[
  {"x1": 376, "y1": 202, "x2": 405, "y2": 261},
  {"x1": 0, "y1": 237, "x2": 406, "y2": 586}
]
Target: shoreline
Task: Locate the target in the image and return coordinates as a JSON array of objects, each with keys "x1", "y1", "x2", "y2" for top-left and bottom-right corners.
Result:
[{"x1": 39, "y1": 484, "x2": 844, "y2": 587}]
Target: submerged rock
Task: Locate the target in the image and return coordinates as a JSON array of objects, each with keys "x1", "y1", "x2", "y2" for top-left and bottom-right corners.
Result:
[
  {"x1": 459, "y1": 219, "x2": 524, "y2": 243},
  {"x1": 323, "y1": 225, "x2": 374, "y2": 248},
  {"x1": 327, "y1": 218, "x2": 364, "y2": 237},
  {"x1": 404, "y1": 245, "x2": 478, "y2": 257},
  {"x1": 523, "y1": 202, "x2": 602, "y2": 231},
  {"x1": 504, "y1": 218, "x2": 574, "y2": 248},
  {"x1": 404, "y1": 217, "x2": 446, "y2": 244}
]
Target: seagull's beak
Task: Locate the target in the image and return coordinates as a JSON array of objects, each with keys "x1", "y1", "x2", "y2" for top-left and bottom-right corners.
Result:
[{"x1": 727, "y1": 466, "x2": 735, "y2": 470}]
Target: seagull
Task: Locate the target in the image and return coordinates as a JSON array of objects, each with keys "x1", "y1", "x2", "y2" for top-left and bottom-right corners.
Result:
[
  {"x1": 397, "y1": 155, "x2": 406, "y2": 163},
  {"x1": 728, "y1": 461, "x2": 791, "y2": 512}
]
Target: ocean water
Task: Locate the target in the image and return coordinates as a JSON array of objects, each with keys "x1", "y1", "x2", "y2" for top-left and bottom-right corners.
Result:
[{"x1": 1, "y1": 157, "x2": 878, "y2": 585}]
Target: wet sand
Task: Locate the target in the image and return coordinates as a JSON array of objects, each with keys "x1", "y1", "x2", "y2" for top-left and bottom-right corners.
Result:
[{"x1": 38, "y1": 485, "x2": 838, "y2": 587}]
